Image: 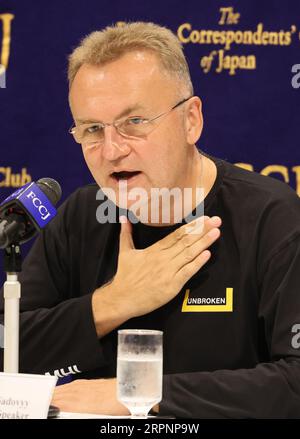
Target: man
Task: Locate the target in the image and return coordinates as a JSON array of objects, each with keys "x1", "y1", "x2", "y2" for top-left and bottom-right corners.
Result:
[{"x1": 1, "y1": 22, "x2": 300, "y2": 418}]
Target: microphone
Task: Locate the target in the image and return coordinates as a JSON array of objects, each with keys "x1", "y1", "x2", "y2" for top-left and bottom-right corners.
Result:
[{"x1": 0, "y1": 178, "x2": 62, "y2": 249}]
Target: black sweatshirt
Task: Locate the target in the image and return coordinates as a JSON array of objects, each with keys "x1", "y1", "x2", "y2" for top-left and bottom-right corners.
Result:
[{"x1": 1, "y1": 156, "x2": 300, "y2": 418}]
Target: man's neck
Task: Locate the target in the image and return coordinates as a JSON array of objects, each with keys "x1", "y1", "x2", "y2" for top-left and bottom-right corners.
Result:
[{"x1": 142, "y1": 151, "x2": 217, "y2": 227}]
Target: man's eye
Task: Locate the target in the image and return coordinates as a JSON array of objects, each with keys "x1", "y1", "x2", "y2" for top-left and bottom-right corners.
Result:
[
  {"x1": 86, "y1": 125, "x2": 102, "y2": 134},
  {"x1": 126, "y1": 117, "x2": 147, "y2": 125}
]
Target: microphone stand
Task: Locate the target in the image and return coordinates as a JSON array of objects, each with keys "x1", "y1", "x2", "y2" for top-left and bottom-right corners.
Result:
[{"x1": 3, "y1": 244, "x2": 22, "y2": 373}]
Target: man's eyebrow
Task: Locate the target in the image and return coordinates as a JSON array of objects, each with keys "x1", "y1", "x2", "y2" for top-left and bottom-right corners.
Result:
[{"x1": 75, "y1": 104, "x2": 146, "y2": 125}]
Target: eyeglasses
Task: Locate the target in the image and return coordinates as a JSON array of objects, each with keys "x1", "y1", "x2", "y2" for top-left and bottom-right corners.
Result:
[{"x1": 69, "y1": 96, "x2": 192, "y2": 145}]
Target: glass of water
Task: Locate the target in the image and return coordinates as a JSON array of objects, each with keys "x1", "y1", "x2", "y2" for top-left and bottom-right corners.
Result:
[{"x1": 117, "y1": 329, "x2": 163, "y2": 418}]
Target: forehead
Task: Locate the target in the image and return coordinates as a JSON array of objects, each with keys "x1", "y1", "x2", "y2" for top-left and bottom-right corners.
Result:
[{"x1": 69, "y1": 50, "x2": 179, "y2": 118}]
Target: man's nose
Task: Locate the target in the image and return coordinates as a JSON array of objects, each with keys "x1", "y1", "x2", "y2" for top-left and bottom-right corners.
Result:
[{"x1": 101, "y1": 125, "x2": 131, "y2": 161}]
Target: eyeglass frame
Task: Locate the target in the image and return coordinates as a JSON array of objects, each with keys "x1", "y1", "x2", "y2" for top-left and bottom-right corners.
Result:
[{"x1": 69, "y1": 96, "x2": 193, "y2": 144}]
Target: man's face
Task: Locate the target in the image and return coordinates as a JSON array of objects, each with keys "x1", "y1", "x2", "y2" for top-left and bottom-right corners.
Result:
[{"x1": 69, "y1": 50, "x2": 201, "y2": 212}]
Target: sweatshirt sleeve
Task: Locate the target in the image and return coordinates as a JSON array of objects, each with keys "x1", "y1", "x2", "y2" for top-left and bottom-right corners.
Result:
[
  {"x1": 0, "y1": 191, "x2": 111, "y2": 375},
  {"x1": 159, "y1": 237, "x2": 300, "y2": 418}
]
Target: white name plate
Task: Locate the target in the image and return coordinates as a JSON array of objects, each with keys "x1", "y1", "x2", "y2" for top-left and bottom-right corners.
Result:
[{"x1": 0, "y1": 372, "x2": 57, "y2": 419}]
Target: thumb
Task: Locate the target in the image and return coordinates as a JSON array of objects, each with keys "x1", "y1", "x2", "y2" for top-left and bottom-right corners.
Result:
[{"x1": 119, "y1": 216, "x2": 134, "y2": 251}]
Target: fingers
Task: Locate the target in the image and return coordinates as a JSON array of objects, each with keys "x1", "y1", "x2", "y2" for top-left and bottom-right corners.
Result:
[
  {"x1": 184, "y1": 215, "x2": 210, "y2": 235},
  {"x1": 185, "y1": 216, "x2": 221, "y2": 237},
  {"x1": 168, "y1": 217, "x2": 221, "y2": 286},
  {"x1": 119, "y1": 216, "x2": 134, "y2": 252},
  {"x1": 174, "y1": 226, "x2": 221, "y2": 270},
  {"x1": 175, "y1": 249, "x2": 212, "y2": 286},
  {"x1": 156, "y1": 216, "x2": 221, "y2": 252},
  {"x1": 164, "y1": 216, "x2": 222, "y2": 260}
]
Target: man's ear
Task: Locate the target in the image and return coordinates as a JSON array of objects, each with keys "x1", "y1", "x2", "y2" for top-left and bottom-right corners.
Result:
[{"x1": 184, "y1": 97, "x2": 203, "y2": 145}]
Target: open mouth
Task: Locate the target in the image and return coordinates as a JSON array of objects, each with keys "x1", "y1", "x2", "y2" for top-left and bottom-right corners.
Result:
[{"x1": 111, "y1": 171, "x2": 141, "y2": 182}]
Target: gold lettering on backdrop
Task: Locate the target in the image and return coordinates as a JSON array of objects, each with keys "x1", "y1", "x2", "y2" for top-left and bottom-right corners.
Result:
[
  {"x1": 292, "y1": 166, "x2": 300, "y2": 196},
  {"x1": 218, "y1": 7, "x2": 240, "y2": 25},
  {"x1": 0, "y1": 168, "x2": 31, "y2": 188},
  {"x1": 215, "y1": 50, "x2": 256, "y2": 75},
  {"x1": 235, "y1": 163, "x2": 300, "y2": 196},
  {"x1": 261, "y1": 165, "x2": 289, "y2": 183},
  {"x1": 235, "y1": 163, "x2": 254, "y2": 172},
  {"x1": 0, "y1": 14, "x2": 14, "y2": 70},
  {"x1": 177, "y1": 22, "x2": 295, "y2": 50},
  {"x1": 177, "y1": 7, "x2": 298, "y2": 75}
]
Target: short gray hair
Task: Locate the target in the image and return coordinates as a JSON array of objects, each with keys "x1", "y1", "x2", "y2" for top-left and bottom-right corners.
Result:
[{"x1": 68, "y1": 21, "x2": 193, "y2": 95}]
